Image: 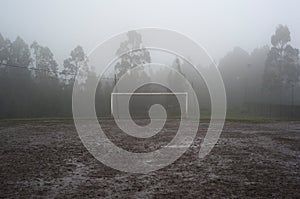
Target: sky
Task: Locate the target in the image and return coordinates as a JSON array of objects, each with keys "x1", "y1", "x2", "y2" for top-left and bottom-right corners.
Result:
[{"x1": 1, "y1": 0, "x2": 300, "y2": 67}]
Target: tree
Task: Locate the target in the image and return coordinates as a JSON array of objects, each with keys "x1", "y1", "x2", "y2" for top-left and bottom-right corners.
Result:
[
  {"x1": 4, "y1": 36, "x2": 32, "y2": 117},
  {"x1": 249, "y1": 46, "x2": 269, "y2": 104},
  {"x1": 115, "y1": 31, "x2": 151, "y2": 79},
  {"x1": 31, "y1": 41, "x2": 58, "y2": 81},
  {"x1": 0, "y1": 34, "x2": 12, "y2": 117},
  {"x1": 167, "y1": 57, "x2": 188, "y2": 91},
  {"x1": 0, "y1": 33, "x2": 11, "y2": 64},
  {"x1": 63, "y1": 45, "x2": 88, "y2": 85},
  {"x1": 263, "y1": 25, "x2": 299, "y2": 117},
  {"x1": 9, "y1": 37, "x2": 31, "y2": 67},
  {"x1": 219, "y1": 47, "x2": 250, "y2": 109},
  {"x1": 30, "y1": 41, "x2": 60, "y2": 116},
  {"x1": 264, "y1": 25, "x2": 299, "y2": 107},
  {"x1": 264, "y1": 25, "x2": 299, "y2": 89}
]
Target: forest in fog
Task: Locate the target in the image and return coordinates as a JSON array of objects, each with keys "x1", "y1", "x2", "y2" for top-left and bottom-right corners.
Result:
[{"x1": 0, "y1": 24, "x2": 299, "y2": 119}]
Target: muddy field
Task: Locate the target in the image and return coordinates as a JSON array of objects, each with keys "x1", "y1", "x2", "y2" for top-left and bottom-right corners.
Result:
[{"x1": 0, "y1": 119, "x2": 299, "y2": 198}]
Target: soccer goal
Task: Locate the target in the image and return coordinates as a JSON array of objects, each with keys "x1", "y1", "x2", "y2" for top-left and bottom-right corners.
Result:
[{"x1": 111, "y1": 92, "x2": 188, "y2": 119}]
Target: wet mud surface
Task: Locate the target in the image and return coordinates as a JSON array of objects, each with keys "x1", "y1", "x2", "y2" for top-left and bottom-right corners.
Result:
[{"x1": 0, "y1": 120, "x2": 299, "y2": 198}]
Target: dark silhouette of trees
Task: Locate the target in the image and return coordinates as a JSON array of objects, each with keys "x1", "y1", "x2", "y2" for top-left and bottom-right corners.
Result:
[
  {"x1": 0, "y1": 26, "x2": 299, "y2": 119},
  {"x1": 31, "y1": 41, "x2": 58, "y2": 81},
  {"x1": 62, "y1": 46, "x2": 90, "y2": 115},
  {"x1": 264, "y1": 25, "x2": 299, "y2": 89},
  {"x1": 63, "y1": 45, "x2": 87, "y2": 85},
  {"x1": 219, "y1": 47, "x2": 250, "y2": 110},
  {"x1": 263, "y1": 25, "x2": 300, "y2": 117},
  {"x1": 0, "y1": 36, "x2": 32, "y2": 117},
  {"x1": 30, "y1": 42, "x2": 62, "y2": 117}
]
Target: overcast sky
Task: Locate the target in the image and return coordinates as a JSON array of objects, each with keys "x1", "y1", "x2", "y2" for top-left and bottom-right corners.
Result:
[{"x1": 1, "y1": 0, "x2": 299, "y2": 66}]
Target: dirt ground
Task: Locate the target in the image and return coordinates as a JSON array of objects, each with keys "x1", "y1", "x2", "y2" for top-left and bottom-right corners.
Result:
[{"x1": 0, "y1": 119, "x2": 299, "y2": 198}]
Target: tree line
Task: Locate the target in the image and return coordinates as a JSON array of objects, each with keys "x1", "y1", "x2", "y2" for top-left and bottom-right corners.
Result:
[
  {"x1": 0, "y1": 35, "x2": 94, "y2": 118},
  {"x1": 0, "y1": 25, "x2": 299, "y2": 119},
  {"x1": 219, "y1": 25, "x2": 300, "y2": 118}
]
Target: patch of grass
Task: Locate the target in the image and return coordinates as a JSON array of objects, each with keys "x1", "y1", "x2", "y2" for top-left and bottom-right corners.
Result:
[
  {"x1": 200, "y1": 111, "x2": 300, "y2": 121},
  {"x1": 1, "y1": 113, "x2": 300, "y2": 122}
]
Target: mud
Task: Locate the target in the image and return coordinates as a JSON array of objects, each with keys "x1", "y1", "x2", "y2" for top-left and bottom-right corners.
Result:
[{"x1": 0, "y1": 120, "x2": 299, "y2": 198}]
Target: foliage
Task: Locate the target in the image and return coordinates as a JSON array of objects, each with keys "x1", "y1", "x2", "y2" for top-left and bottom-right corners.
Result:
[{"x1": 0, "y1": 26, "x2": 300, "y2": 119}]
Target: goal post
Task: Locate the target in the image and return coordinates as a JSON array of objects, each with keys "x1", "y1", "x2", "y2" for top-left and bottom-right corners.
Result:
[{"x1": 111, "y1": 92, "x2": 188, "y2": 119}]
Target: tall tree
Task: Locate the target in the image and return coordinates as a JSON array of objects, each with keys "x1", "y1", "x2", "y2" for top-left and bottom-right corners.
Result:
[
  {"x1": 263, "y1": 25, "x2": 299, "y2": 115},
  {"x1": 31, "y1": 41, "x2": 58, "y2": 81},
  {"x1": 5, "y1": 36, "x2": 32, "y2": 117},
  {"x1": 219, "y1": 47, "x2": 250, "y2": 109},
  {"x1": 249, "y1": 46, "x2": 269, "y2": 104},
  {"x1": 63, "y1": 45, "x2": 88, "y2": 85},
  {"x1": 0, "y1": 33, "x2": 11, "y2": 64},
  {"x1": 0, "y1": 34, "x2": 12, "y2": 117},
  {"x1": 30, "y1": 41, "x2": 60, "y2": 116},
  {"x1": 264, "y1": 25, "x2": 299, "y2": 89},
  {"x1": 115, "y1": 31, "x2": 151, "y2": 79}
]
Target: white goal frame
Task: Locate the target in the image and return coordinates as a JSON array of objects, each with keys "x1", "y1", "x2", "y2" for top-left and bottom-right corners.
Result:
[{"x1": 111, "y1": 92, "x2": 188, "y2": 118}]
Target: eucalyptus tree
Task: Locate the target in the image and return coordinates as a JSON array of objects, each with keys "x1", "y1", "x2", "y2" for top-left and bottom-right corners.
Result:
[{"x1": 263, "y1": 25, "x2": 299, "y2": 116}]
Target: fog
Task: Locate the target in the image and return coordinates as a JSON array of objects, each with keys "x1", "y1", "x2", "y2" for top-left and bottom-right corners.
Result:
[
  {"x1": 1, "y1": 2, "x2": 300, "y2": 197},
  {"x1": 1, "y1": 0, "x2": 300, "y2": 65},
  {"x1": 1, "y1": 1, "x2": 300, "y2": 119}
]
